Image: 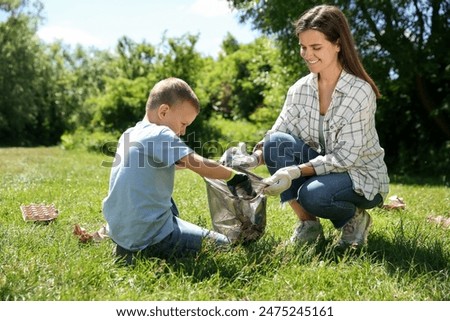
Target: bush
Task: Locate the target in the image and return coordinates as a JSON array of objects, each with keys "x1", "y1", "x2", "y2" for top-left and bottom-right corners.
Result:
[
  {"x1": 201, "y1": 115, "x2": 267, "y2": 159},
  {"x1": 60, "y1": 128, "x2": 120, "y2": 155}
]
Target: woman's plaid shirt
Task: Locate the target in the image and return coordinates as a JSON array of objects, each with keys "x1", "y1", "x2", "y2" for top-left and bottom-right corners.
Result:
[{"x1": 268, "y1": 70, "x2": 389, "y2": 201}]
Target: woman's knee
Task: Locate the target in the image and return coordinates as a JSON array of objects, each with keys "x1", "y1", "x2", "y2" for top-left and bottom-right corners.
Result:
[
  {"x1": 263, "y1": 132, "x2": 296, "y2": 167},
  {"x1": 297, "y1": 192, "x2": 314, "y2": 215},
  {"x1": 263, "y1": 132, "x2": 294, "y2": 152},
  {"x1": 297, "y1": 181, "x2": 330, "y2": 215}
]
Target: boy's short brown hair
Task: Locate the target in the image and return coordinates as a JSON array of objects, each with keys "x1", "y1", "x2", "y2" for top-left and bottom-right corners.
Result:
[{"x1": 146, "y1": 77, "x2": 200, "y2": 112}]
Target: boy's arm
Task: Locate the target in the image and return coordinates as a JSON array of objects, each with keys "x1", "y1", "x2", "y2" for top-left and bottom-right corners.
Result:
[
  {"x1": 178, "y1": 152, "x2": 255, "y2": 197},
  {"x1": 177, "y1": 152, "x2": 233, "y2": 180}
]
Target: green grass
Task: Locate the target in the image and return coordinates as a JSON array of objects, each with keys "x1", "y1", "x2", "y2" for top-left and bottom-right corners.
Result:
[{"x1": 0, "y1": 147, "x2": 449, "y2": 301}]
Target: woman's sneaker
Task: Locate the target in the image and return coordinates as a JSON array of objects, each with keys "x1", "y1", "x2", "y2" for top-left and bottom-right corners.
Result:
[
  {"x1": 290, "y1": 220, "x2": 323, "y2": 244},
  {"x1": 337, "y1": 208, "x2": 372, "y2": 248}
]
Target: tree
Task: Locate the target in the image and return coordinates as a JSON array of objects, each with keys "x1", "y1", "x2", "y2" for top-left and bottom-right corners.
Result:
[
  {"x1": 201, "y1": 36, "x2": 289, "y2": 120},
  {"x1": 0, "y1": 0, "x2": 53, "y2": 145},
  {"x1": 154, "y1": 33, "x2": 204, "y2": 89},
  {"x1": 114, "y1": 36, "x2": 156, "y2": 80},
  {"x1": 220, "y1": 32, "x2": 240, "y2": 55}
]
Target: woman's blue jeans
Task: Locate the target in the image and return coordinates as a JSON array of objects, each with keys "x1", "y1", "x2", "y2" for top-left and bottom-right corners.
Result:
[{"x1": 263, "y1": 132, "x2": 382, "y2": 228}]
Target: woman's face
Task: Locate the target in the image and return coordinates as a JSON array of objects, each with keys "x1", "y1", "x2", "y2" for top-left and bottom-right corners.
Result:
[{"x1": 299, "y1": 29, "x2": 340, "y2": 74}]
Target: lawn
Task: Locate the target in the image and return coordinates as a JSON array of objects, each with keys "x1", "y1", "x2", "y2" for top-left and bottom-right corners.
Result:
[{"x1": 0, "y1": 147, "x2": 449, "y2": 301}]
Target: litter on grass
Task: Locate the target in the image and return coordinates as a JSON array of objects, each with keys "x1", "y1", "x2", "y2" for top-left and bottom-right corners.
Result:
[
  {"x1": 73, "y1": 224, "x2": 109, "y2": 243},
  {"x1": 20, "y1": 203, "x2": 59, "y2": 222},
  {"x1": 382, "y1": 195, "x2": 406, "y2": 210},
  {"x1": 381, "y1": 195, "x2": 448, "y2": 230},
  {"x1": 427, "y1": 215, "x2": 450, "y2": 229}
]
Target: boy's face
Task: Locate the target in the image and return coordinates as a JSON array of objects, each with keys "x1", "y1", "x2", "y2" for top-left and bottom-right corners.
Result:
[{"x1": 159, "y1": 101, "x2": 198, "y2": 137}]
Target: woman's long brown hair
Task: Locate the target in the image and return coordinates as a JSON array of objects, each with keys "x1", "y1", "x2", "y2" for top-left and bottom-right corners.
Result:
[{"x1": 295, "y1": 5, "x2": 381, "y2": 98}]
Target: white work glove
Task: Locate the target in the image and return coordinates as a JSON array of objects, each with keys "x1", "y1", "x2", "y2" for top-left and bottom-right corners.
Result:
[
  {"x1": 219, "y1": 146, "x2": 239, "y2": 166},
  {"x1": 262, "y1": 165, "x2": 302, "y2": 196},
  {"x1": 230, "y1": 142, "x2": 259, "y2": 169}
]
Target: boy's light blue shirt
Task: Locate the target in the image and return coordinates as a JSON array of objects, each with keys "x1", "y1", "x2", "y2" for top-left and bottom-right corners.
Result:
[{"x1": 102, "y1": 120, "x2": 193, "y2": 251}]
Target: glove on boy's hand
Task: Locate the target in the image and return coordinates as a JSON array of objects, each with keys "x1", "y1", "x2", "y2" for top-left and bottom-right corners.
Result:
[
  {"x1": 262, "y1": 165, "x2": 301, "y2": 196},
  {"x1": 226, "y1": 171, "x2": 255, "y2": 197}
]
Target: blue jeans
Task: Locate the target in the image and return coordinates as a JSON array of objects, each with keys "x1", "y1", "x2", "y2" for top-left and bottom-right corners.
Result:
[
  {"x1": 115, "y1": 199, "x2": 230, "y2": 264},
  {"x1": 263, "y1": 132, "x2": 382, "y2": 228}
]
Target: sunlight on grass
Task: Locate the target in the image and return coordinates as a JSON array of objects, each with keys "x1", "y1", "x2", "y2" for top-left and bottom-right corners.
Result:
[{"x1": 0, "y1": 147, "x2": 449, "y2": 300}]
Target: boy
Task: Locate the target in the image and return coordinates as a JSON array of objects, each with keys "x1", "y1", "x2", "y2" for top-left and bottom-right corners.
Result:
[{"x1": 102, "y1": 77, "x2": 250, "y2": 264}]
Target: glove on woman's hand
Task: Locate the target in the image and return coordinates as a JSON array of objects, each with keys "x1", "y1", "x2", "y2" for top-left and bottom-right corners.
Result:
[{"x1": 262, "y1": 165, "x2": 301, "y2": 196}]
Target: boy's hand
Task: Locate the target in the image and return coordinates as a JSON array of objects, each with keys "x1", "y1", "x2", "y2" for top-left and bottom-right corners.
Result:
[
  {"x1": 262, "y1": 165, "x2": 301, "y2": 196},
  {"x1": 226, "y1": 171, "x2": 255, "y2": 197}
]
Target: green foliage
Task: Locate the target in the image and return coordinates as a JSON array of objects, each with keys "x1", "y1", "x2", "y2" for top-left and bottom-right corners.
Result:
[
  {"x1": 60, "y1": 127, "x2": 119, "y2": 154},
  {"x1": 346, "y1": 0, "x2": 450, "y2": 175},
  {"x1": 229, "y1": 0, "x2": 315, "y2": 77},
  {"x1": 0, "y1": 4, "x2": 50, "y2": 146},
  {"x1": 200, "y1": 36, "x2": 288, "y2": 120},
  {"x1": 220, "y1": 32, "x2": 240, "y2": 55},
  {"x1": 0, "y1": 1, "x2": 113, "y2": 146},
  {"x1": 0, "y1": 147, "x2": 449, "y2": 300},
  {"x1": 154, "y1": 33, "x2": 205, "y2": 88},
  {"x1": 200, "y1": 115, "x2": 266, "y2": 158},
  {"x1": 90, "y1": 76, "x2": 150, "y2": 133},
  {"x1": 249, "y1": 106, "x2": 280, "y2": 129},
  {"x1": 114, "y1": 36, "x2": 156, "y2": 79}
]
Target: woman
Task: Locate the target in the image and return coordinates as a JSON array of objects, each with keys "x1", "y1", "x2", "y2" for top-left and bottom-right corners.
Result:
[{"x1": 232, "y1": 5, "x2": 389, "y2": 248}]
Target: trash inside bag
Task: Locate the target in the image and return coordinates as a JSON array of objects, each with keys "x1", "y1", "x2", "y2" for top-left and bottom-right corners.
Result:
[{"x1": 204, "y1": 167, "x2": 267, "y2": 243}]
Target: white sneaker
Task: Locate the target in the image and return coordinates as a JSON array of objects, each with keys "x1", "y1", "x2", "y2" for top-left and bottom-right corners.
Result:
[
  {"x1": 290, "y1": 220, "x2": 323, "y2": 244},
  {"x1": 337, "y1": 208, "x2": 372, "y2": 248}
]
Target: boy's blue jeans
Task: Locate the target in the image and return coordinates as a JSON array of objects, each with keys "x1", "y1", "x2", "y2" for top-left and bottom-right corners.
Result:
[
  {"x1": 116, "y1": 200, "x2": 230, "y2": 264},
  {"x1": 146, "y1": 214, "x2": 230, "y2": 256},
  {"x1": 263, "y1": 131, "x2": 383, "y2": 228}
]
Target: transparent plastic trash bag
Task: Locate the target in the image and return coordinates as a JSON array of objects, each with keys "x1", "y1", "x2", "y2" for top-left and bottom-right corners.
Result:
[{"x1": 204, "y1": 167, "x2": 267, "y2": 243}]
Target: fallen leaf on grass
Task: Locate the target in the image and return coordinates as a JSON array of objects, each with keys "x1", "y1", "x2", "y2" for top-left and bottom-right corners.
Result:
[
  {"x1": 73, "y1": 224, "x2": 109, "y2": 243},
  {"x1": 381, "y1": 195, "x2": 406, "y2": 210},
  {"x1": 426, "y1": 215, "x2": 450, "y2": 229}
]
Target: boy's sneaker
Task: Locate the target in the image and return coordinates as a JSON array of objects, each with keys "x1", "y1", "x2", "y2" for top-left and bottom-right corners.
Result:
[
  {"x1": 337, "y1": 208, "x2": 372, "y2": 248},
  {"x1": 290, "y1": 220, "x2": 323, "y2": 244}
]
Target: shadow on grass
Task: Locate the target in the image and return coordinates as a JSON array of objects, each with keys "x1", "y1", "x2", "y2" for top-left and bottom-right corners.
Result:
[
  {"x1": 123, "y1": 236, "x2": 337, "y2": 284},
  {"x1": 116, "y1": 236, "x2": 299, "y2": 284},
  {"x1": 165, "y1": 236, "x2": 287, "y2": 282},
  {"x1": 117, "y1": 221, "x2": 448, "y2": 288},
  {"x1": 367, "y1": 231, "x2": 449, "y2": 276}
]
